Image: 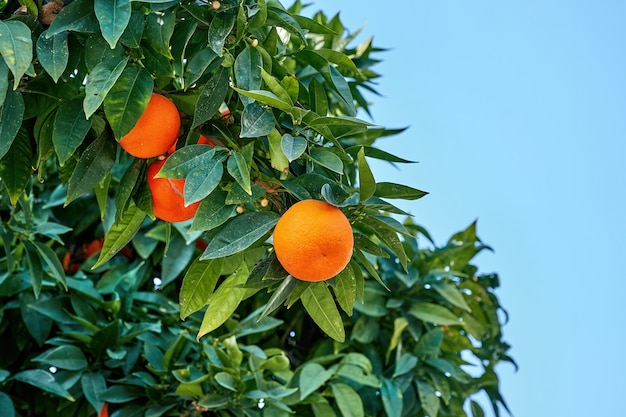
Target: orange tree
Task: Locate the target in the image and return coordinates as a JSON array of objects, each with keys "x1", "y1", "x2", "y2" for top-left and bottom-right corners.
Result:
[{"x1": 0, "y1": 1, "x2": 514, "y2": 416}]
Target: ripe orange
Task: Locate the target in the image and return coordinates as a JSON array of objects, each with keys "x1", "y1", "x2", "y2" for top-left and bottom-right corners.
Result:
[
  {"x1": 119, "y1": 93, "x2": 180, "y2": 159},
  {"x1": 273, "y1": 200, "x2": 354, "y2": 282},
  {"x1": 147, "y1": 156, "x2": 200, "y2": 222}
]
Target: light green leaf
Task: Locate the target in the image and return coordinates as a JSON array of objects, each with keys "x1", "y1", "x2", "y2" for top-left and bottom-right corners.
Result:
[
  {"x1": 0, "y1": 88, "x2": 24, "y2": 161},
  {"x1": 0, "y1": 59, "x2": 8, "y2": 106},
  {"x1": 308, "y1": 77, "x2": 328, "y2": 116},
  {"x1": 240, "y1": 102, "x2": 274, "y2": 138},
  {"x1": 374, "y1": 182, "x2": 428, "y2": 200},
  {"x1": 309, "y1": 149, "x2": 343, "y2": 174},
  {"x1": 414, "y1": 328, "x2": 444, "y2": 359},
  {"x1": 299, "y1": 362, "x2": 333, "y2": 400},
  {"x1": 357, "y1": 147, "x2": 375, "y2": 201},
  {"x1": 259, "y1": 275, "x2": 296, "y2": 320},
  {"x1": 0, "y1": 20, "x2": 32, "y2": 90},
  {"x1": 268, "y1": 128, "x2": 289, "y2": 173},
  {"x1": 158, "y1": 145, "x2": 218, "y2": 178},
  {"x1": 66, "y1": 131, "x2": 116, "y2": 204},
  {"x1": 232, "y1": 88, "x2": 292, "y2": 113},
  {"x1": 260, "y1": 67, "x2": 293, "y2": 106},
  {"x1": 32, "y1": 345, "x2": 88, "y2": 371},
  {"x1": 385, "y1": 317, "x2": 408, "y2": 362},
  {"x1": 470, "y1": 400, "x2": 485, "y2": 417},
  {"x1": 331, "y1": 265, "x2": 356, "y2": 315},
  {"x1": 13, "y1": 370, "x2": 74, "y2": 401},
  {"x1": 92, "y1": 205, "x2": 145, "y2": 269},
  {"x1": 301, "y1": 283, "x2": 345, "y2": 342},
  {"x1": 84, "y1": 57, "x2": 129, "y2": 119},
  {"x1": 199, "y1": 211, "x2": 279, "y2": 260},
  {"x1": 95, "y1": 0, "x2": 131, "y2": 48},
  {"x1": 180, "y1": 257, "x2": 223, "y2": 319},
  {"x1": 198, "y1": 262, "x2": 249, "y2": 339},
  {"x1": 192, "y1": 66, "x2": 229, "y2": 128},
  {"x1": 227, "y1": 150, "x2": 252, "y2": 194},
  {"x1": 52, "y1": 99, "x2": 92, "y2": 166},
  {"x1": 416, "y1": 379, "x2": 440, "y2": 417},
  {"x1": 36, "y1": 30, "x2": 69, "y2": 83},
  {"x1": 432, "y1": 282, "x2": 471, "y2": 312},
  {"x1": 330, "y1": 383, "x2": 363, "y2": 417},
  {"x1": 281, "y1": 133, "x2": 307, "y2": 162},
  {"x1": 380, "y1": 379, "x2": 403, "y2": 417},
  {"x1": 409, "y1": 302, "x2": 462, "y2": 326},
  {"x1": 103, "y1": 65, "x2": 153, "y2": 138}
]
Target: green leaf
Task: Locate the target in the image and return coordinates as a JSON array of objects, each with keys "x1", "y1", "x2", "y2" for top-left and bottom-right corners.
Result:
[
  {"x1": 425, "y1": 358, "x2": 471, "y2": 383},
  {"x1": 331, "y1": 265, "x2": 356, "y2": 315},
  {"x1": 0, "y1": 88, "x2": 24, "y2": 161},
  {"x1": 0, "y1": 126, "x2": 31, "y2": 205},
  {"x1": 227, "y1": 149, "x2": 252, "y2": 194},
  {"x1": 33, "y1": 241, "x2": 67, "y2": 290},
  {"x1": 381, "y1": 379, "x2": 403, "y2": 417},
  {"x1": 192, "y1": 65, "x2": 230, "y2": 128},
  {"x1": 36, "y1": 31, "x2": 69, "y2": 83},
  {"x1": 0, "y1": 20, "x2": 32, "y2": 90},
  {"x1": 47, "y1": 0, "x2": 99, "y2": 37},
  {"x1": 83, "y1": 57, "x2": 129, "y2": 119},
  {"x1": 32, "y1": 345, "x2": 88, "y2": 371},
  {"x1": 0, "y1": 59, "x2": 8, "y2": 106},
  {"x1": 309, "y1": 77, "x2": 328, "y2": 116},
  {"x1": 66, "y1": 131, "x2": 116, "y2": 204},
  {"x1": 416, "y1": 379, "x2": 440, "y2": 417},
  {"x1": 158, "y1": 145, "x2": 219, "y2": 178},
  {"x1": 99, "y1": 385, "x2": 143, "y2": 403},
  {"x1": 104, "y1": 65, "x2": 153, "y2": 138},
  {"x1": 470, "y1": 400, "x2": 485, "y2": 417},
  {"x1": 281, "y1": 133, "x2": 307, "y2": 162},
  {"x1": 266, "y1": 6, "x2": 306, "y2": 43},
  {"x1": 357, "y1": 148, "x2": 375, "y2": 201},
  {"x1": 298, "y1": 363, "x2": 333, "y2": 400},
  {"x1": 374, "y1": 182, "x2": 428, "y2": 200},
  {"x1": 393, "y1": 353, "x2": 418, "y2": 377},
  {"x1": 197, "y1": 262, "x2": 249, "y2": 339},
  {"x1": 409, "y1": 302, "x2": 462, "y2": 326},
  {"x1": 260, "y1": 67, "x2": 293, "y2": 106},
  {"x1": 301, "y1": 283, "x2": 345, "y2": 342},
  {"x1": 240, "y1": 102, "x2": 274, "y2": 138},
  {"x1": 268, "y1": 128, "x2": 289, "y2": 173},
  {"x1": 234, "y1": 45, "x2": 262, "y2": 105},
  {"x1": 414, "y1": 328, "x2": 444, "y2": 359},
  {"x1": 22, "y1": 241, "x2": 43, "y2": 298},
  {"x1": 19, "y1": 293, "x2": 53, "y2": 345},
  {"x1": 330, "y1": 383, "x2": 363, "y2": 417},
  {"x1": 259, "y1": 275, "x2": 296, "y2": 320},
  {"x1": 52, "y1": 98, "x2": 92, "y2": 166},
  {"x1": 95, "y1": 0, "x2": 131, "y2": 48},
  {"x1": 161, "y1": 234, "x2": 196, "y2": 287},
  {"x1": 180, "y1": 257, "x2": 223, "y2": 319},
  {"x1": 432, "y1": 282, "x2": 471, "y2": 312},
  {"x1": 232, "y1": 88, "x2": 292, "y2": 113},
  {"x1": 0, "y1": 392, "x2": 15, "y2": 417},
  {"x1": 184, "y1": 159, "x2": 224, "y2": 205},
  {"x1": 119, "y1": 10, "x2": 144, "y2": 48},
  {"x1": 214, "y1": 372, "x2": 238, "y2": 391},
  {"x1": 208, "y1": 13, "x2": 235, "y2": 56},
  {"x1": 309, "y1": 149, "x2": 344, "y2": 174},
  {"x1": 13, "y1": 369, "x2": 75, "y2": 401},
  {"x1": 184, "y1": 47, "x2": 219, "y2": 88},
  {"x1": 92, "y1": 205, "x2": 145, "y2": 269},
  {"x1": 386, "y1": 317, "x2": 409, "y2": 362},
  {"x1": 199, "y1": 211, "x2": 279, "y2": 260},
  {"x1": 190, "y1": 190, "x2": 236, "y2": 232},
  {"x1": 145, "y1": 9, "x2": 176, "y2": 58},
  {"x1": 81, "y1": 373, "x2": 107, "y2": 413}
]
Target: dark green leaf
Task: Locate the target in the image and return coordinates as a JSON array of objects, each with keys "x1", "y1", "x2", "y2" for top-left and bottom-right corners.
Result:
[
  {"x1": 266, "y1": 7, "x2": 306, "y2": 43},
  {"x1": 66, "y1": 131, "x2": 116, "y2": 204},
  {"x1": 33, "y1": 241, "x2": 67, "y2": 290},
  {"x1": 240, "y1": 102, "x2": 275, "y2": 138},
  {"x1": 22, "y1": 241, "x2": 43, "y2": 298},
  {"x1": 227, "y1": 149, "x2": 252, "y2": 194},
  {"x1": 301, "y1": 282, "x2": 345, "y2": 342},
  {"x1": 425, "y1": 358, "x2": 471, "y2": 383},
  {"x1": 432, "y1": 282, "x2": 471, "y2": 312},
  {"x1": 80, "y1": 373, "x2": 107, "y2": 413},
  {"x1": 0, "y1": 392, "x2": 15, "y2": 417},
  {"x1": 13, "y1": 369, "x2": 74, "y2": 401},
  {"x1": 52, "y1": 99, "x2": 92, "y2": 166},
  {"x1": 92, "y1": 205, "x2": 145, "y2": 269},
  {"x1": 99, "y1": 385, "x2": 143, "y2": 403},
  {"x1": 357, "y1": 147, "x2": 375, "y2": 201},
  {"x1": 158, "y1": 145, "x2": 219, "y2": 178},
  {"x1": 184, "y1": 47, "x2": 219, "y2": 88},
  {"x1": 416, "y1": 379, "x2": 440, "y2": 417},
  {"x1": 47, "y1": 0, "x2": 100, "y2": 36},
  {"x1": 36, "y1": 31, "x2": 69, "y2": 83},
  {"x1": 192, "y1": 65, "x2": 230, "y2": 128},
  {"x1": 184, "y1": 159, "x2": 224, "y2": 205},
  {"x1": 119, "y1": 10, "x2": 144, "y2": 48},
  {"x1": 0, "y1": 20, "x2": 32, "y2": 89},
  {"x1": 190, "y1": 190, "x2": 236, "y2": 232},
  {"x1": 393, "y1": 353, "x2": 418, "y2": 377},
  {"x1": 161, "y1": 234, "x2": 196, "y2": 287},
  {"x1": 84, "y1": 57, "x2": 129, "y2": 119},
  {"x1": 104, "y1": 65, "x2": 153, "y2": 138},
  {"x1": 414, "y1": 328, "x2": 444, "y2": 359},
  {"x1": 330, "y1": 265, "x2": 356, "y2": 315},
  {"x1": 374, "y1": 182, "x2": 428, "y2": 200},
  {"x1": 0, "y1": 125, "x2": 31, "y2": 205},
  {"x1": 32, "y1": 345, "x2": 88, "y2": 371},
  {"x1": 180, "y1": 257, "x2": 223, "y2": 319},
  {"x1": 471, "y1": 400, "x2": 485, "y2": 417},
  {"x1": 309, "y1": 149, "x2": 343, "y2": 174},
  {"x1": 209, "y1": 13, "x2": 235, "y2": 56},
  {"x1": 0, "y1": 59, "x2": 8, "y2": 106},
  {"x1": 409, "y1": 302, "x2": 461, "y2": 326},
  {"x1": 309, "y1": 77, "x2": 328, "y2": 116},
  {"x1": 95, "y1": 0, "x2": 132, "y2": 48},
  {"x1": 145, "y1": 9, "x2": 176, "y2": 58},
  {"x1": 381, "y1": 379, "x2": 403, "y2": 417},
  {"x1": 19, "y1": 292, "x2": 53, "y2": 345},
  {"x1": 200, "y1": 211, "x2": 279, "y2": 260},
  {"x1": 234, "y1": 45, "x2": 262, "y2": 105},
  {"x1": 0, "y1": 89, "x2": 24, "y2": 161}
]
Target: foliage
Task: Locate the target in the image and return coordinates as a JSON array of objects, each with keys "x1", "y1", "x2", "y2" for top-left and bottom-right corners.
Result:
[{"x1": 0, "y1": 0, "x2": 514, "y2": 415}]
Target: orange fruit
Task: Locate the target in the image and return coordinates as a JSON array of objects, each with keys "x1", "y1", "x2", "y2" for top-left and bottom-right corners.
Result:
[
  {"x1": 147, "y1": 156, "x2": 200, "y2": 222},
  {"x1": 119, "y1": 93, "x2": 180, "y2": 159},
  {"x1": 273, "y1": 200, "x2": 353, "y2": 282}
]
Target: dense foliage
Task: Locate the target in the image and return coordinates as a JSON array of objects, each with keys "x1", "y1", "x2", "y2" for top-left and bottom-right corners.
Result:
[{"x1": 0, "y1": 0, "x2": 514, "y2": 416}]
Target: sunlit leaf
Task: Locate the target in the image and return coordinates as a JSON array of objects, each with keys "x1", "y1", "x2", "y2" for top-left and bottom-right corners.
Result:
[
  {"x1": 301, "y1": 283, "x2": 345, "y2": 342},
  {"x1": 180, "y1": 257, "x2": 223, "y2": 319},
  {"x1": 83, "y1": 57, "x2": 129, "y2": 119},
  {"x1": 0, "y1": 20, "x2": 32, "y2": 89},
  {"x1": 92, "y1": 205, "x2": 145, "y2": 269}
]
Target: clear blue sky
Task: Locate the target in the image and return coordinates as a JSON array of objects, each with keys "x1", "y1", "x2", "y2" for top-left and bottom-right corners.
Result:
[{"x1": 310, "y1": 1, "x2": 626, "y2": 416}]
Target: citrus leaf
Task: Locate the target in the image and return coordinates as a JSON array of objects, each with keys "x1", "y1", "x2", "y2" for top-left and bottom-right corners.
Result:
[
  {"x1": 184, "y1": 47, "x2": 219, "y2": 89},
  {"x1": 281, "y1": 133, "x2": 306, "y2": 162},
  {"x1": 298, "y1": 362, "x2": 333, "y2": 400},
  {"x1": 161, "y1": 234, "x2": 196, "y2": 288},
  {"x1": 301, "y1": 283, "x2": 345, "y2": 342},
  {"x1": 190, "y1": 190, "x2": 236, "y2": 232},
  {"x1": 308, "y1": 77, "x2": 328, "y2": 116},
  {"x1": 197, "y1": 262, "x2": 249, "y2": 339},
  {"x1": 232, "y1": 88, "x2": 292, "y2": 113},
  {"x1": 0, "y1": 88, "x2": 24, "y2": 161},
  {"x1": 52, "y1": 98, "x2": 92, "y2": 166},
  {"x1": 330, "y1": 382, "x2": 363, "y2": 417},
  {"x1": 80, "y1": 373, "x2": 106, "y2": 413},
  {"x1": 260, "y1": 67, "x2": 293, "y2": 106},
  {"x1": 234, "y1": 45, "x2": 262, "y2": 105},
  {"x1": 208, "y1": 13, "x2": 235, "y2": 56},
  {"x1": 0, "y1": 126, "x2": 31, "y2": 205},
  {"x1": 416, "y1": 379, "x2": 440, "y2": 417},
  {"x1": 83, "y1": 57, "x2": 129, "y2": 119},
  {"x1": 356, "y1": 147, "x2": 375, "y2": 201},
  {"x1": 309, "y1": 149, "x2": 343, "y2": 174},
  {"x1": 104, "y1": 65, "x2": 153, "y2": 138},
  {"x1": 381, "y1": 378, "x2": 403, "y2": 417},
  {"x1": 22, "y1": 241, "x2": 43, "y2": 298},
  {"x1": 46, "y1": 0, "x2": 99, "y2": 37},
  {"x1": 240, "y1": 102, "x2": 274, "y2": 138},
  {"x1": 192, "y1": 65, "x2": 229, "y2": 128},
  {"x1": 184, "y1": 159, "x2": 224, "y2": 205},
  {"x1": 158, "y1": 145, "x2": 219, "y2": 179},
  {"x1": 266, "y1": 6, "x2": 306, "y2": 43},
  {"x1": 432, "y1": 282, "x2": 472, "y2": 312},
  {"x1": 36, "y1": 30, "x2": 69, "y2": 83},
  {"x1": 386, "y1": 317, "x2": 409, "y2": 362},
  {"x1": 374, "y1": 182, "x2": 428, "y2": 200},
  {"x1": 346, "y1": 145, "x2": 414, "y2": 164},
  {"x1": 32, "y1": 345, "x2": 87, "y2": 371},
  {"x1": 199, "y1": 211, "x2": 279, "y2": 260},
  {"x1": 13, "y1": 370, "x2": 74, "y2": 402},
  {"x1": 268, "y1": 128, "x2": 289, "y2": 173},
  {"x1": 409, "y1": 302, "x2": 462, "y2": 326},
  {"x1": 180, "y1": 257, "x2": 223, "y2": 319},
  {"x1": 259, "y1": 275, "x2": 296, "y2": 320},
  {"x1": 227, "y1": 150, "x2": 252, "y2": 195},
  {"x1": 95, "y1": 0, "x2": 132, "y2": 48},
  {"x1": 145, "y1": 9, "x2": 175, "y2": 58},
  {"x1": 119, "y1": 10, "x2": 144, "y2": 48},
  {"x1": 330, "y1": 265, "x2": 356, "y2": 315},
  {"x1": 0, "y1": 392, "x2": 15, "y2": 417},
  {"x1": 414, "y1": 328, "x2": 444, "y2": 359},
  {"x1": 0, "y1": 20, "x2": 32, "y2": 90},
  {"x1": 33, "y1": 241, "x2": 67, "y2": 290},
  {"x1": 0, "y1": 59, "x2": 8, "y2": 106},
  {"x1": 66, "y1": 130, "x2": 116, "y2": 204},
  {"x1": 92, "y1": 205, "x2": 145, "y2": 269},
  {"x1": 471, "y1": 400, "x2": 485, "y2": 417}
]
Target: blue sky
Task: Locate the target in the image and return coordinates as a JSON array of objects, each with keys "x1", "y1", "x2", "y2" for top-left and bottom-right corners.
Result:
[{"x1": 309, "y1": 1, "x2": 626, "y2": 416}]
